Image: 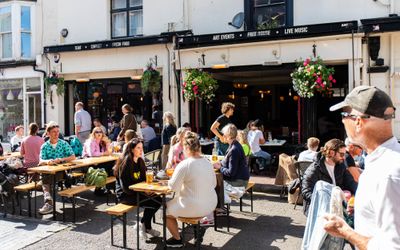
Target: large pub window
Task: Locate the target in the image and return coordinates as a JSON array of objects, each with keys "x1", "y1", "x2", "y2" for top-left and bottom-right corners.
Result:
[
  {"x1": 111, "y1": 0, "x2": 143, "y2": 38},
  {"x1": 245, "y1": 0, "x2": 293, "y2": 30}
]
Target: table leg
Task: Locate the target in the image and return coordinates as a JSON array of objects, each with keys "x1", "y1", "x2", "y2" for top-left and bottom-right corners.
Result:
[
  {"x1": 162, "y1": 194, "x2": 167, "y2": 250},
  {"x1": 52, "y1": 174, "x2": 57, "y2": 220},
  {"x1": 136, "y1": 192, "x2": 140, "y2": 250}
]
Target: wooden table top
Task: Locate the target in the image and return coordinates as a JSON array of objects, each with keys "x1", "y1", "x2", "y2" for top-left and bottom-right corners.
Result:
[
  {"x1": 129, "y1": 181, "x2": 171, "y2": 194},
  {"x1": 28, "y1": 154, "x2": 120, "y2": 175},
  {"x1": 0, "y1": 152, "x2": 22, "y2": 161},
  {"x1": 261, "y1": 139, "x2": 286, "y2": 146}
]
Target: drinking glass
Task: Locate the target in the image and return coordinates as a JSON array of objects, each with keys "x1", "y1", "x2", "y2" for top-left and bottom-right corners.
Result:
[{"x1": 146, "y1": 170, "x2": 154, "y2": 184}]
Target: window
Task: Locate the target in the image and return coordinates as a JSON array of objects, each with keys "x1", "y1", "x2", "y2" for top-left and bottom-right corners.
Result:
[
  {"x1": 21, "y1": 6, "x2": 31, "y2": 58},
  {"x1": 245, "y1": 0, "x2": 293, "y2": 30},
  {"x1": 0, "y1": 6, "x2": 12, "y2": 58},
  {"x1": 111, "y1": 0, "x2": 143, "y2": 38}
]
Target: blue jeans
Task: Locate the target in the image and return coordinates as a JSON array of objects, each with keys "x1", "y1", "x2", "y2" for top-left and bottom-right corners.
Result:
[
  {"x1": 302, "y1": 180, "x2": 345, "y2": 250},
  {"x1": 253, "y1": 150, "x2": 271, "y2": 165},
  {"x1": 216, "y1": 140, "x2": 229, "y2": 156}
]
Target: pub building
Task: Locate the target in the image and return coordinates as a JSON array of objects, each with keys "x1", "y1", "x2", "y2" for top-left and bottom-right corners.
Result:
[{"x1": 43, "y1": 19, "x2": 400, "y2": 145}]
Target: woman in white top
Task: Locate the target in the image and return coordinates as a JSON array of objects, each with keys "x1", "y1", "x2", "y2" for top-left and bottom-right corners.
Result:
[
  {"x1": 247, "y1": 119, "x2": 271, "y2": 164},
  {"x1": 166, "y1": 131, "x2": 217, "y2": 247}
]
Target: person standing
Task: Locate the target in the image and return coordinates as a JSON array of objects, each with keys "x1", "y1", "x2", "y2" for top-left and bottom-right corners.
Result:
[
  {"x1": 118, "y1": 104, "x2": 137, "y2": 141},
  {"x1": 20, "y1": 123, "x2": 44, "y2": 169},
  {"x1": 74, "y1": 102, "x2": 92, "y2": 144},
  {"x1": 11, "y1": 125, "x2": 24, "y2": 152},
  {"x1": 161, "y1": 112, "x2": 177, "y2": 169},
  {"x1": 344, "y1": 138, "x2": 363, "y2": 182},
  {"x1": 210, "y1": 102, "x2": 235, "y2": 155},
  {"x1": 324, "y1": 86, "x2": 400, "y2": 249}
]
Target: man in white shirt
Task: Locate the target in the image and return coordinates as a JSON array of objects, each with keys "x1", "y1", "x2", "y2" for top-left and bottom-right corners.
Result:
[
  {"x1": 140, "y1": 120, "x2": 156, "y2": 151},
  {"x1": 325, "y1": 86, "x2": 400, "y2": 249},
  {"x1": 247, "y1": 119, "x2": 271, "y2": 164},
  {"x1": 298, "y1": 137, "x2": 320, "y2": 162},
  {"x1": 74, "y1": 102, "x2": 92, "y2": 144},
  {"x1": 10, "y1": 125, "x2": 24, "y2": 152}
]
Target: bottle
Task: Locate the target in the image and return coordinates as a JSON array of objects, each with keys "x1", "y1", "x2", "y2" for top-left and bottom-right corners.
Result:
[
  {"x1": 212, "y1": 141, "x2": 218, "y2": 162},
  {"x1": 268, "y1": 132, "x2": 272, "y2": 142}
]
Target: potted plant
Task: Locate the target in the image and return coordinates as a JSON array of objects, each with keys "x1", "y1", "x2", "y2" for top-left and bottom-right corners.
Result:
[
  {"x1": 291, "y1": 57, "x2": 336, "y2": 98},
  {"x1": 44, "y1": 71, "x2": 65, "y2": 97},
  {"x1": 141, "y1": 63, "x2": 161, "y2": 95},
  {"x1": 182, "y1": 69, "x2": 218, "y2": 104}
]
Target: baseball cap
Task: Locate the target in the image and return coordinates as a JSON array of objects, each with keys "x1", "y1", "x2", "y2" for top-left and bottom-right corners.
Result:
[{"x1": 330, "y1": 86, "x2": 396, "y2": 120}]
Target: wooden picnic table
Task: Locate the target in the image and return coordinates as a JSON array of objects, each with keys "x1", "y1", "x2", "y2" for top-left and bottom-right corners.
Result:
[
  {"x1": 0, "y1": 152, "x2": 22, "y2": 161},
  {"x1": 27, "y1": 154, "x2": 120, "y2": 220}
]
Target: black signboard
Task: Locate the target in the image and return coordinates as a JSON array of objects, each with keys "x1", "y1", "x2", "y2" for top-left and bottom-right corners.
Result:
[
  {"x1": 361, "y1": 16, "x2": 400, "y2": 33},
  {"x1": 177, "y1": 20, "x2": 358, "y2": 49},
  {"x1": 44, "y1": 35, "x2": 171, "y2": 53}
]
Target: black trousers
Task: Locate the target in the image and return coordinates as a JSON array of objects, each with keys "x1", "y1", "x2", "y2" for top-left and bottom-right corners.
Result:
[{"x1": 120, "y1": 193, "x2": 161, "y2": 230}]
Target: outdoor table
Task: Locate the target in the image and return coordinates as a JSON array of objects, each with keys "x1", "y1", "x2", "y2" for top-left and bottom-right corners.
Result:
[
  {"x1": 129, "y1": 181, "x2": 172, "y2": 250},
  {"x1": 27, "y1": 154, "x2": 119, "y2": 220},
  {"x1": 0, "y1": 152, "x2": 22, "y2": 161},
  {"x1": 261, "y1": 139, "x2": 286, "y2": 147}
]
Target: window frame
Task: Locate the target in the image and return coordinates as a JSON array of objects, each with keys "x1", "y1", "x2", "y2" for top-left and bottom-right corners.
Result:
[
  {"x1": 244, "y1": 0, "x2": 293, "y2": 31},
  {"x1": 110, "y1": 0, "x2": 143, "y2": 39},
  {"x1": 0, "y1": 5, "x2": 12, "y2": 59}
]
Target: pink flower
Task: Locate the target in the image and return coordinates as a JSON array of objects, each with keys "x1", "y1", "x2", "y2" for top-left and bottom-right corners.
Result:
[
  {"x1": 332, "y1": 79, "x2": 336, "y2": 83},
  {"x1": 303, "y1": 58, "x2": 310, "y2": 66},
  {"x1": 193, "y1": 85, "x2": 199, "y2": 94},
  {"x1": 192, "y1": 81, "x2": 196, "y2": 85},
  {"x1": 316, "y1": 77, "x2": 322, "y2": 84},
  {"x1": 328, "y1": 75, "x2": 333, "y2": 81},
  {"x1": 313, "y1": 73, "x2": 317, "y2": 77},
  {"x1": 182, "y1": 90, "x2": 185, "y2": 94},
  {"x1": 183, "y1": 82, "x2": 186, "y2": 87}
]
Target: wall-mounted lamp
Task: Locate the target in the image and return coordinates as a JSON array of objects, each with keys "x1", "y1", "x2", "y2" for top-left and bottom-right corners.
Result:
[
  {"x1": 258, "y1": 90, "x2": 270, "y2": 99},
  {"x1": 76, "y1": 78, "x2": 90, "y2": 83},
  {"x1": 198, "y1": 53, "x2": 205, "y2": 66},
  {"x1": 131, "y1": 75, "x2": 142, "y2": 80},
  {"x1": 211, "y1": 63, "x2": 229, "y2": 69},
  {"x1": 233, "y1": 83, "x2": 248, "y2": 89},
  {"x1": 149, "y1": 55, "x2": 158, "y2": 67},
  {"x1": 293, "y1": 96, "x2": 299, "y2": 101}
]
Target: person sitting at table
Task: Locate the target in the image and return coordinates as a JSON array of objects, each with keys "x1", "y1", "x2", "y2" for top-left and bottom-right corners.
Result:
[
  {"x1": 83, "y1": 127, "x2": 111, "y2": 157},
  {"x1": 122, "y1": 129, "x2": 137, "y2": 152},
  {"x1": 38, "y1": 122, "x2": 76, "y2": 215},
  {"x1": 214, "y1": 124, "x2": 250, "y2": 188},
  {"x1": 237, "y1": 130, "x2": 251, "y2": 157},
  {"x1": 114, "y1": 138, "x2": 161, "y2": 240},
  {"x1": 21, "y1": 123, "x2": 44, "y2": 170},
  {"x1": 93, "y1": 118, "x2": 107, "y2": 135},
  {"x1": 166, "y1": 131, "x2": 217, "y2": 247},
  {"x1": 11, "y1": 125, "x2": 25, "y2": 152},
  {"x1": 166, "y1": 127, "x2": 189, "y2": 169},
  {"x1": 298, "y1": 137, "x2": 320, "y2": 162},
  {"x1": 247, "y1": 119, "x2": 271, "y2": 169}
]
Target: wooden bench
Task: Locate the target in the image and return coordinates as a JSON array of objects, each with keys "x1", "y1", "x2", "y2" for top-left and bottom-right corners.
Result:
[
  {"x1": 240, "y1": 181, "x2": 255, "y2": 212},
  {"x1": 105, "y1": 203, "x2": 137, "y2": 248},
  {"x1": 58, "y1": 176, "x2": 116, "y2": 222},
  {"x1": 14, "y1": 182, "x2": 42, "y2": 217},
  {"x1": 177, "y1": 217, "x2": 204, "y2": 249}
]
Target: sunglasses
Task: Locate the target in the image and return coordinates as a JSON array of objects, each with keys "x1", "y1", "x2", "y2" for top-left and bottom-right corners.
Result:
[
  {"x1": 340, "y1": 112, "x2": 371, "y2": 120},
  {"x1": 94, "y1": 131, "x2": 103, "y2": 134},
  {"x1": 336, "y1": 152, "x2": 346, "y2": 157}
]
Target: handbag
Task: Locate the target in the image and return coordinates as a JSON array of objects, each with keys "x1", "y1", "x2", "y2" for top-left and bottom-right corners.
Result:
[{"x1": 85, "y1": 167, "x2": 108, "y2": 188}]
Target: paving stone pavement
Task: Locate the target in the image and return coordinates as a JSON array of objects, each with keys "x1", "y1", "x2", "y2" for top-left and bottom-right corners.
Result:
[{"x1": 8, "y1": 191, "x2": 307, "y2": 250}]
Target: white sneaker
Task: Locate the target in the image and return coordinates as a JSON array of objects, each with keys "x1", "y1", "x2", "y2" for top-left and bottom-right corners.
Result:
[
  {"x1": 146, "y1": 228, "x2": 161, "y2": 238},
  {"x1": 133, "y1": 222, "x2": 148, "y2": 240},
  {"x1": 39, "y1": 203, "x2": 53, "y2": 215}
]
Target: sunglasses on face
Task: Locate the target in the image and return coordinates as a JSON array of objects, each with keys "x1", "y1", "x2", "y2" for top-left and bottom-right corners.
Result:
[
  {"x1": 94, "y1": 131, "x2": 103, "y2": 134},
  {"x1": 341, "y1": 112, "x2": 371, "y2": 120}
]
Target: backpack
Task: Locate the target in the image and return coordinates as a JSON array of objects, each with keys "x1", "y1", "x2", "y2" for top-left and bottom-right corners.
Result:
[
  {"x1": 0, "y1": 163, "x2": 19, "y2": 197},
  {"x1": 70, "y1": 137, "x2": 83, "y2": 157},
  {"x1": 85, "y1": 167, "x2": 108, "y2": 188}
]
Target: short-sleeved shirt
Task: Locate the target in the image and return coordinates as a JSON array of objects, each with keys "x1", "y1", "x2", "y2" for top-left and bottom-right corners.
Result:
[
  {"x1": 74, "y1": 109, "x2": 92, "y2": 133},
  {"x1": 241, "y1": 143, "x2": 251, "y2": 157},
  {"x1": 215, "y1": 114, "x2": 230, "y2": 139},
  {"x1": 40, "y1": 139, "x2": 75, "y2": 160},
  {"x1": 247, "y1": 130, "x2": 264, "y2": 154}
]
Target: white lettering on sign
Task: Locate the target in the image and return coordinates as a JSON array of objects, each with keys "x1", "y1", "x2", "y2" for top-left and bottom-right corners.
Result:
[
  {"x1": 122, "y1": 41, "x2": 130, "y2": 46},
  {"x1": 284, "y1": 28, "x2": 293, "y2": 34},
  {"x1": 74, "y1": 45, "x2": 82, "y2": 51},
  {"x1": 220, "y1": 34, "x2": 235, "y2": 40},
  {"x1": 294, "y1": 27, "x2": 308, "y2": 33},
  {"x1": 247, "y1": 31, "x2": 257, "y2": 37},
  {"x1": 112, "y1": 42, "x2": 121, "y2": 47},
  {"x1": 213, "y1": 35, "x2": 220, "y2": 40},
  {"x1": 90, "y1": 44, "x2": 102, "y2": 49},
  {"x1": 257, "y1": 30, "x2": 270, "y2": 36}
]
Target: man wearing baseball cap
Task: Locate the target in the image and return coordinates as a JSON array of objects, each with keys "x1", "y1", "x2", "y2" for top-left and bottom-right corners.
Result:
[{"x1": 324, "y1": 86, "x2": 400, "y2": 249}]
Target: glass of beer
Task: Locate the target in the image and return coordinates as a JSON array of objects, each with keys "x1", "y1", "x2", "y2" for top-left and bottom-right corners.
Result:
[
  {"x1": 166, "y1": 168, "x2": 174, "y2": 178},
  {"x1": 146, "y1": 170, "x2": 154, "y2": 184},
  {"x1": 211, "y1": 154, "x2": 218, "y2": 163}
]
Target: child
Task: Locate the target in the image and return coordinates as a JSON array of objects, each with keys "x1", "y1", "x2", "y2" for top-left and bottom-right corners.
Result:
[{"x1": 237, "y1": 130, "x2": 251, "y2": 157}]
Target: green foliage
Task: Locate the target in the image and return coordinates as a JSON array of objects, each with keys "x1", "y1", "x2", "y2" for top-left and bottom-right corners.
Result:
[
  {"x1": 44, "y1": 71, "x2": 64, "y2": 96},
  {"x1": 291, "y1": 57, "x2": 336, "y2": 98},
  {"x1": 141, "y1": 63, "x2": 161, "y2": 94},
  {"x1": 257, "y1": 18, "x2": 279, "y2": 30},
  {"x1": 183, "y1": 69, "x2": 218, "y2": 104}
]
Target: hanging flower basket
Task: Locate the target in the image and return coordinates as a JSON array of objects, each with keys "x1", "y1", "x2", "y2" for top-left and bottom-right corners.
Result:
[
  {"x1": 141, "y1": 63, "x2": 161, "y2": 95},
  {"x1": 182, "y1": 69, "x2": 218, "y2": 104},
  {"x1": 291, "y1": 57, "x2": 336, "y2": 98},
  {"x1": 44, "y1": 71, "x2": 64, "y2": 97}
]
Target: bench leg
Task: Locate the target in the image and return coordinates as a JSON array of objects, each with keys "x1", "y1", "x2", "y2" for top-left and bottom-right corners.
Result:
[
  {"x1": 250, "y1": 188, "x2": 254, "y2": 213},
  {"x1": 11, "y1": 194, "x2": 15, "y2": 215},
  {"x1": 213, "y1": 210, "x2": 217, "y2": 231},
  {"x1": 110, "y1": 216, "x2": 114, "y2": 246},
  {"x1": 28, "y1": 191, "x2": 32, "y2": 217},
  {"x1": 239, "y1": 197, "x2": 243, "y2": 212},
  {"x1": 62, "y1": 198, "x2": 65, "y2": 222},
  {"x1": 195, "y1": 222, "x2": 201, "y2": 250},
  {"x1": 72, "y1": 197, "x2": 76, "y2": 223},
  {"x1": 34, "y1": 188, "x2": 37, "y2": 218},
  {"x1": 227, "y1": 206, "x2": 230, "y2": 232},
  {"x1": 123, "y1": 213, "x2": 127, "y2": 249},
  {"x1": 181, "y1": 222, "x2": 185, "y2": 243},
  {"x1": 18, "y1": 192, "x2": 22, "y2": 216}
]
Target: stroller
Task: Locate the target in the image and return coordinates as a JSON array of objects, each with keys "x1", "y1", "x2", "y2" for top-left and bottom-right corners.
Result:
[{"x1": 0, "y1": 162, "x2": 19, "y2": 217}]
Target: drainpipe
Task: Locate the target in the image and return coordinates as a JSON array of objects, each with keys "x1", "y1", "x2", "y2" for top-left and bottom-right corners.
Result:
[
  {"x1": 390, "y1": 0, "x2": 394, "y2": 14},
  {"x1": 389, "y1": 34, "x2": 394, "y2": 98},
  {"x1": 33, "y1": 65, "x2": 47, "y2": 125},
  {"x1": 362, "y1": 36, "x2": 369, "y2": 86}
]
